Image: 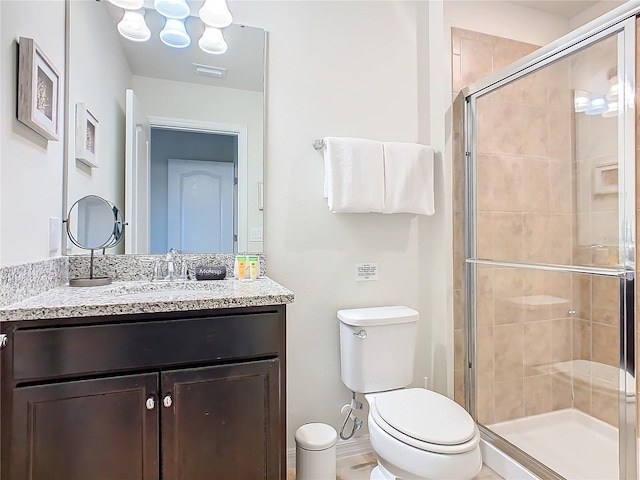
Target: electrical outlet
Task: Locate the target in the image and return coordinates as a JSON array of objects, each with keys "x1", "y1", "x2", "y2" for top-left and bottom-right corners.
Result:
[{"x1": 249, "y1": 227, "x2": 263, "y2": 242}]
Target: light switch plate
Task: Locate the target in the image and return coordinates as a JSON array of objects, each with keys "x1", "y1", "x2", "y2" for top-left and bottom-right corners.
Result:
[{"x1": 250, "y1": 227, "x2": 263, "y2": 242}]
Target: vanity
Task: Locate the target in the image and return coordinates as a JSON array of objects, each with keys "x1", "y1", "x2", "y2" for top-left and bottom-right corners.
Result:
[
  {"x1": 1, "y1": 0, "x2": 281, "y2": 475},
  {"x1": 0, "y1": 275, "x2": 294, "y2": 480}
]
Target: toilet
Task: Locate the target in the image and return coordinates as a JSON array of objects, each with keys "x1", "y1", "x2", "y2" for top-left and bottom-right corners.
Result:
[{"x1": 338, "y1": 306, "x2": 482, "y2": 480}]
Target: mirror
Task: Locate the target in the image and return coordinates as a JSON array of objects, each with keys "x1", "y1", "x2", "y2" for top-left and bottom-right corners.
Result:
[
  {"x1": 65, "y1": 195, "x2": 125, "y2": 286},
  {"x1": 65, "y1": 0, "x2": 265, "y2": 255}
]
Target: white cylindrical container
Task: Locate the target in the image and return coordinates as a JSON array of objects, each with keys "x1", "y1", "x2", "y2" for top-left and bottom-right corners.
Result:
[{"x1": 295, "y1": 423, "x2": 338, "y2": 480}]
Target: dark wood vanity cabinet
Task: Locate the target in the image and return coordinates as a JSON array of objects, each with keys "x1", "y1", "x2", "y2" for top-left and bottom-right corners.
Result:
[
  {"x1": 0, "y1": 305, "x2": 287, "y2": 480},
  {"x1": 11, "y1": 373, "x2": 160, "y2": 480}
]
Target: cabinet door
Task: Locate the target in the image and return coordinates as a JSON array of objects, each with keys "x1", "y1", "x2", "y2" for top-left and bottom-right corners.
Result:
[
  {"x1": 10, "y1": 374, "x2": 159, "y2": 480},
  {"x1": 161, "y1": 359, "x2": 280, "y2": 480}
]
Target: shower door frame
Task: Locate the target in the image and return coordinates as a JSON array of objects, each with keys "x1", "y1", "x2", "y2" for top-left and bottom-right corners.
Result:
[{"x1": 462, "y1": 6, "x2": 639, "y2": 480}]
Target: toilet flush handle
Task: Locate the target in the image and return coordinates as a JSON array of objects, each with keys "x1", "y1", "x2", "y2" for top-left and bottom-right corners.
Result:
[{"x1": 353, "y1": 330, "x2": 367, "y2": 338}]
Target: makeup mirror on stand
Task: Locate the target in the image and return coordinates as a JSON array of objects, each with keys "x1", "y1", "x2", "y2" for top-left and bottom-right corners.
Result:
[{"x1": 64, "y1": 195, "x2": 126, "y2": 286}]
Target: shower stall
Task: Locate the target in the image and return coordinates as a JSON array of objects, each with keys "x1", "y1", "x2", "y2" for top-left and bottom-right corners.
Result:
[{"x1": 459, "y1": 6, "x2": 639, "y2": 480}]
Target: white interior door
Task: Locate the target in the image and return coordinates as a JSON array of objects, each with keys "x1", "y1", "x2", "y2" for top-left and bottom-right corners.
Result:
[
  {"x1": 167, "y1": 159, "x2": 234, "y2": 253},
  {"x1": 125, "y1": 89, "x2": 151, "y2": 254}
]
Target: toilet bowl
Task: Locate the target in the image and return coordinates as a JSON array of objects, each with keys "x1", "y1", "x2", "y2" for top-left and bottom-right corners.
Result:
[
  {"x1": 366, "y1": 389, "x2": 482, "y2": 480},
  {"x1": 337, "y1": 306, "x2": 482, "y2": 480}
]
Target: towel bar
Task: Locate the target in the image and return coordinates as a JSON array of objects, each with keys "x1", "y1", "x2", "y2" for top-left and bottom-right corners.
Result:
[{"x1": 313, "y1": 139, "x2": 325, "y2": 150}]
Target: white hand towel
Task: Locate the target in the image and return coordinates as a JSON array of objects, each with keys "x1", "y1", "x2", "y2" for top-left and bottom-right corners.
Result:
[
  {"x1": 383, "y1": 142, "x2": 435, "y2": 215},
  {"x1": 323, "y1": 137, "x2": 385, "y2": 213}
]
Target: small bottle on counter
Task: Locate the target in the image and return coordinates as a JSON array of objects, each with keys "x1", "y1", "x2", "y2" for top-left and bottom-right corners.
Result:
[
  {"x1": 235, "y1": 255, "x2": 247, "y2": 279},
  {"x1": 248, "y1": 255, "x2": 259, "y2": 280}
]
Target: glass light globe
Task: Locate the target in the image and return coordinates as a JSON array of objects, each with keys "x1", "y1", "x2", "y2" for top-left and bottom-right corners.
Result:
[
  {"x1": 109, "y1": 0, "x2": 144, "y2": 9},
  {"x1": 117, "y1": 9, "x2": 151, "y2": 42},
  {"x1": 160, "y1": 18, "x2": 191, "y2": 48},
  {"x1": 199, "y1": 0, "x2": 233, "y2": 28},
  {"x1": 154, "y1": 0, "x2": 190, "y2": 19},
  {"x1": 602, "y1": 102, "x2": 620, "y2": 118},
  {"x1": 585, "y1": 94, "x2": 608, "y2": 116},
  {"x1": 199, "y1": 26, "x2": 228, "y2": 54}
]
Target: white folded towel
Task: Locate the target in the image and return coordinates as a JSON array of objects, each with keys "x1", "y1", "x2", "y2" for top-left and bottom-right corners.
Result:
[
  {"x1": 323, "y1": 137, "x2": 385, "y2": 213},
  {"x1": 382, "y1": 142, "x2": 435, "y2": 215}
]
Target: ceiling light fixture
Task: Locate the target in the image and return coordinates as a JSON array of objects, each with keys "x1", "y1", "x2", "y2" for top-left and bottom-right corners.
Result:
[
  {"x1": 109, "y1": 0, "x2": 233, "y2": 55},
  {"x1": 117, "y1": 9, "x2": 151, "y2": 42},
  {"x1": 198, "y1": 26, "x2": 228, "y2": 55},
  {"x1": 584, "y1": 94, "x2": 608, "y2": 116},
  {"x1": 606, "y1": 75, "x2": 619, "y2": 102},
  {"x1": 602, "y1": 101, "x2": 620, "y2": 118},
  {"x1": 153, "y1": 0, "x2": 190, "y2": 19},
  {"x1": 194, "y1": 63, "x2": 227, "y2": 78},
  {"x1": 199, "y1": 0, "x2": 233, "y2": 28},
  {"x1": 109, "y1": 0, "x2": 144, "y2": 9},
  {"x1": 160, "y1": 18, "x2": 191, "y2": 48},
  {"x1": 574, "y1": 90, "x2": 590, "y2": 113}
]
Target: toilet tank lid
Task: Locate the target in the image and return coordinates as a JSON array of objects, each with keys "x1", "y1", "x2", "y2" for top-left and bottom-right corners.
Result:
[{"x1": 337, "y1": 306, "x2": 419, "y2": 326}]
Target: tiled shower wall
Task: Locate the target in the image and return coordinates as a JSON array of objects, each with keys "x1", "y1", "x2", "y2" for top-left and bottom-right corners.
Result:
[
  {"x1": 451, "y1": 27, "x2": 541, "y2": 416},
  {"x1": 452, "y1": 27, "x2": 622, "y2": 428},
  {"x1": 569, "y1": 35, "x2": 620, "y2": 426}
]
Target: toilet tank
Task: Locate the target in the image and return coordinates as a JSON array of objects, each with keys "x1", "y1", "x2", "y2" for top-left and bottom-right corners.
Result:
[{"x1": 338, "y1": 306, "x2": 419, "y2": 394}]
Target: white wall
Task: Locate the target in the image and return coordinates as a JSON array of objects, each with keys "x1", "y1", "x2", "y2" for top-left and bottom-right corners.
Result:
[
  {"x1": 231, "y1": 0, "x2": 434, "y2": 449},
  {"x1": 132, "y1": 75, "x2": 265, "y2": 252},
  {"x1": 444, "y1": 1, "x2": 571, "y2": 48},
  {"x1": 418, "y1": 0, "x2": 451, "y2": 397},
  {"x1": 0, "y1": 1, "x2": 66, "y2": 266},
  {"x1": 570, "y1": 0, "x2": 627, "y2": 30},
  {"x1": 66, "y1": 0, "x2": 132, "y2": 255}
]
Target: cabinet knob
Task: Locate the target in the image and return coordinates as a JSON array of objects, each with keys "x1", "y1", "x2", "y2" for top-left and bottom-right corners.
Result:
[
  {"x1": 0, "y1": 334, "x2": 7, "y2": 349},
  {"x1": 163, "y1": 394, "x2": 173, "y2": 408},
  {"x1": 146, "y1": 396, "x2": 156, "y2": 410}
]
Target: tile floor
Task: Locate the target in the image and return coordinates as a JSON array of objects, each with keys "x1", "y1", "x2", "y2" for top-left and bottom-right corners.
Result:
[{"x1": 287, "y1": 452, "x2": 504, "y2": 480}]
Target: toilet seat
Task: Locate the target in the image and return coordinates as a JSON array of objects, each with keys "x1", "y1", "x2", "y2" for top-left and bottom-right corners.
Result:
[{"x1": 368, "y1": 388, "x2": 480, "y2": 455}]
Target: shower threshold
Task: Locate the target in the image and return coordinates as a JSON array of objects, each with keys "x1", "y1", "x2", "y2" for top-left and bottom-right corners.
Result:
[{"x1": 488, "y1": 408, "x2": 618, "y2": 480}]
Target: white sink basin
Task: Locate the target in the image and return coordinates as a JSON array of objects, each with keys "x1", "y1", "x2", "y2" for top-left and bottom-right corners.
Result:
[
  {"x1": 110, "y1": 280, "x2": 229, "y2": 299},
  {"x1": 115, "y1": 290, "x2": 208, "y2": 300}
]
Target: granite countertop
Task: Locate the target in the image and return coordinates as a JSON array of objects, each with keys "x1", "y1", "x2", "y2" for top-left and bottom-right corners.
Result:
[{"x1": 0, "y1": 277, "x2": 294, "y2": 322}]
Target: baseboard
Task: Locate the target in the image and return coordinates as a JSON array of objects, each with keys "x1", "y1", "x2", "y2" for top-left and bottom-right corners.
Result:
[{"x1": 287, "y1": 435, "x2": 372, "y2": 469}]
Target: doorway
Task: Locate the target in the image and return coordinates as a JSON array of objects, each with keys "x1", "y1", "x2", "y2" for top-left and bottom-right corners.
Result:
[{"x1": 149, "y1": 127, "x2": 238, "y2": 254}]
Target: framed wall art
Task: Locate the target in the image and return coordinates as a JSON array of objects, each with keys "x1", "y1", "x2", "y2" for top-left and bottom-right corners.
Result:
[
  {"x1": 75, "y1": 103, "x2": 99, "y2": 168},
  {"x1": 17, "y1": 37, "x2": 60, "y2": 141}
]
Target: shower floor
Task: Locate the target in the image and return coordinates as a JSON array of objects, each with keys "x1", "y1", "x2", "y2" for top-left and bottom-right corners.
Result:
[{"x1": 489, "y1": 408, "x2": 618, "y2": 480}]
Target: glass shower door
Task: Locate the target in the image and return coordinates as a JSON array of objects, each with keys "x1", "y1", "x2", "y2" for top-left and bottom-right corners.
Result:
[{"x1": 465, "y1": 22, "x2": 636, "y2": 480}]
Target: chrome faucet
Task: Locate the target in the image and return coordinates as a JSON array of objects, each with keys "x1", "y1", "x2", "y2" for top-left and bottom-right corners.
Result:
[
  {"x1": 165, "y1": 248, "x2": 181, "y2": 281},
  {"x1": 166, "y1": 248, "x2": 188, "y2": 281}
]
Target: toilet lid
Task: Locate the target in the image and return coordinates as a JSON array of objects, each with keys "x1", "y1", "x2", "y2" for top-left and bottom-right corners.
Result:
[{"x1": 374, "y1": 389, "x2": 476, "y2": 446}]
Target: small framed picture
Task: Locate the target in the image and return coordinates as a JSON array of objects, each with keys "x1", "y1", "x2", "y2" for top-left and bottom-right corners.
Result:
[
  {"x1": 17, "y1": 37, "x2": 60, "y2": 141},
  {"x1": 75, "y1": 103, "x2": 99, "y2": 168}
]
